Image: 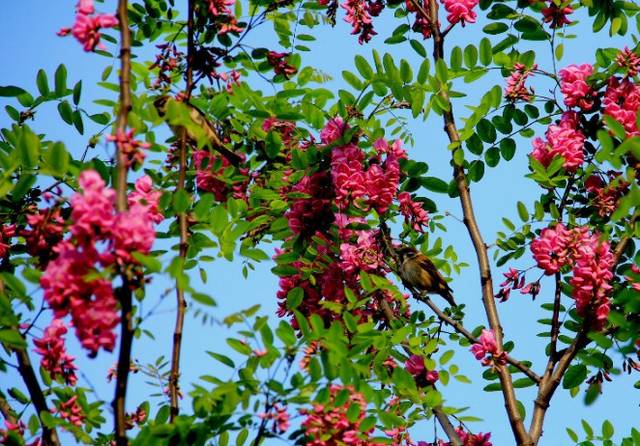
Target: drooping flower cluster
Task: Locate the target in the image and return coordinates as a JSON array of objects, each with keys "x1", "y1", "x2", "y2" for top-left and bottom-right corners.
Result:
[
  {"x1": 531, "y1": 224, "x2": 614, "y2": 329},
  {"x1": 504, "y1": 63, "x2": 536, "y2": 102},
  {"x1": 300, "y1": 385, "x2": 377, "y2": 446},
  {"x1": 406, "y1": 0, "x2": 436, "y2": 39},
  {"x1": 53, "y1": 395, "x2": 85, "y2": 427},
  {"x1": 40, "y1": 171, "x2": 162, "y2": 356},
  {"x1": 0, "y1": 420, "x2": 41, "y2": 446},
  {"x1": 558, "y1": 64, "x2": 595, "y2": 111},
  {"x1": 540, "y1": 0, "x2": 573, "y2": 28},
  {"x1": 107, "y1": 129, "x2": 151, "y2": 169},
  {"x1": 150, "y1": 43, "x2": 184, "y2": 89},
  {"x1": 193, "y1": 150, "x2": 249, "y2": 201},
  {"x1": 0, "y1": 224, "x2": 16, "y2": 258},
  {"x1": 258, "y1": 404, "x2": 291, "y2": 434},
  {"x1": 33, "y1": 319, "x2": 78, "y2": 386},
  {"x1": 206, "y1": 0, "x2": 244, "y2": 35},
  {"x1": 470, "y1": 329, "x2": 506, "y2": 366},
  {"x1": 530, "y1": 111, "x2": 585, "y2": 171},
  {"x1": 57, "y1": 0, "x2": 118, "y2": 52},
  {"x1": 213, "y1": 70, "x2": 242, "y2": 93},
  {"x1": 616, "y1": 47, "x2": 640, "y2": 78},
  {"x1": 405, "y1": 355, "x2": 439, "y2": 387},
  {"x1": 22, "y1": 208, "x2": 65, "y2": 267},
  {"x1": 340, "y1": 231, "x2": 386, "y2": 275},
  {"x1": 267, "y1": 51, "x2": 298, "y2": 78},
  {"x1": 603, "y1": 77, "x2": 640, "y2": 137},
  {"x1": 440, "y1": 0, "x2": 480, "y2": 25},
  {"x1": 584, "y1": 173, "x2": 629, "y2": 217},
  {"x1": 341, "y1": 0, "x2": 378, "y2": 44},
  {"x1": 397, "y1": 192, "x2": 430, "y2": 232}
]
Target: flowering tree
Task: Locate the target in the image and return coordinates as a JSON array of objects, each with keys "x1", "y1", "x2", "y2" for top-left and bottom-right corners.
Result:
[{"x1": 1, "y1": 0, "x2": 640, "y2": 445}]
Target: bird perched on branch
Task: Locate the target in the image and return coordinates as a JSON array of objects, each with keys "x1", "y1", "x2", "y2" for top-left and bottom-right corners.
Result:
[
  {"x1": 395, "y1": 245, "x2": 457, "y2": 307},
  {"x1": 153, "y1": 95, "x2": 243, "y2": 166}
]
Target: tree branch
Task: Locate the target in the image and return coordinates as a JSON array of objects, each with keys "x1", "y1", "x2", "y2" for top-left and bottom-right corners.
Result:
[
  {"x1": 14, "y1": 347, "x2": 60, "y2": 446},
  {"x1": 0, "y1": 391, "x2": 17, "y2": 424},
  {"x1": 112, "y1": 0, "x2": 134, "y2": 444},
  {"x1": 422, "y1": 2, "x2": 531, "y2": 443},
  {"x1": 168, "y1": 0, "x2": 194, "y2": 422}
]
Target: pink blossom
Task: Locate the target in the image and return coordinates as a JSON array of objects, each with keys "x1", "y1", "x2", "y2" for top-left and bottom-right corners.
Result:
[
  {"x1": 258, "y1": 404, "x2": 290, "y2": 433},
  {"x1": 530, "y1": 223, "x2": 571, "y2": 275},
  {"x1": 331, "y1": 143, "x2": 368, "y2": 209},
  {"x1": 206, "y1": 0, "x2": 235, "y2": 15},
  {"x1": 107, "y1": 129, "x2": 151, "y2": 168},
  {"x1": 70, "y1": 170, "x2": 116, "y2": 243},
  {"x1": 285, "y1": 172, "x2": 334, "y2": 237},
  {"x1": 603, "y1": 77, "x2": 640, "y2": 137},
  {"x1": 342, "y1": 0, "x2": 377, "y2": 44},
  {"x1": 0, "y1": 224, "x2": 16, "y2": 258},
  {"x1": 559, "y1": 64, "x2": 595, "y2": 110},
  {"x1": 339, "y1": 231, "x2": 385, "y2": 275},
  {"x1": 440, "y1": 0, "x2": 479, "y2": 25},
  {"x1": 398, "y1": 192, "x2": 430, "y2": 232},
  {"x1": 33, "y1": 319, "x2": 78, "y2": 386},
  {"x1": 76, "y1": 0, "x2": 94, "y2": 15},
  {"x1": 54, "y1": 395, "x2": 85, "y2": 427},
  {"x1": 263, "y1": 117, "x2": 297, "y2": 147},
  {"x1": 405, "y1": 355, "x2": 440, "y2": 386},
  {"x1": 616, "y1": 47, "x2": 640, "y2": 78},
  {"x1": 541, "y1": 1, "x2": 573, "y2": 28},
  {"x1": 584, "y1": 172, "x2": 629, "y2": 217},
  {"x1": 111, "y1": 204, "x2": 156, "y2": 262},
  {"x1": 193, "y1": 150, "x2": 248, "y2": 201},
  {"x1": 505, "y1": 63, "x2": 536, "y2": 102},
  {"x1": 470, "y1": 329, "x2": 505, "y2": 366},
  {"x1": 128, "y1": 176, "x2": 163, "y2": 223},
  {"x1": 22, "y1": 208, "x2": 65, "y2": 266},
  {"x1": 530, "y1": 112, "x2": 585, "y2": 171},
  {"x1": 321, "y1": 117, "x2": 348, "y2": 144},
  {"x1": 267, "y1": 51, "x2": 298, "y2": 78},
  {"x1": 58, "y1": 13, "x2": 118, "y2": 52}
]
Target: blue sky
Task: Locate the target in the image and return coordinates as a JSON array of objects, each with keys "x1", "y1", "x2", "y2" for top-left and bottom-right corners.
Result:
[{"x1": 1, "y1": 1, "x2": 638, "y2": 445}]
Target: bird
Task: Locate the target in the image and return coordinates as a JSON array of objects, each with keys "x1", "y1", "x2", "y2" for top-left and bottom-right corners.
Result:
[
  {"x1": 395, "y1": 245, "x2": 457, "y2": 307},
  {"x1": 153, "y1": 95, "x2": 243, "y2": 166}
]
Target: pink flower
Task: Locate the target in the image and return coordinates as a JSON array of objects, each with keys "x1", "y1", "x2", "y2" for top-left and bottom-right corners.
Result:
[
  {"x1": 107, "y1": 129, "x2": 151, "y2": 168},
  {"x1": 285, "y1": 172, "x2": 334, "y2": 237},
  {"x1": 33, "y1": 319, "x2": 78, "y2": 386},
  {"x1": 128, "y1": 176, "x2": 163, "y2": 223},
  {"x1": 342, "y1": 0, "x2": 377, "y2": 44},
  {"x1": 398, "y1": 192, "x2": 430, "y2": 232},
  {"x1": 207, "y1": 0, "x2": 235, "y2": 15},
  {"x1": 0, "y1": 224, "x2": 16, "y2": 258},
  {"x1": 559, "y1": 64, "x2": 595, "y2": 110},
  {"x1": 405, "y1": 355, "x2": 439, "y2": 386},
  {"x1": 470, "y1": 329, "x2": 504, "y2": 366},
  {"x1": 340, "y1": 231, "x2": 385, "y2": 275},
  {"x1": 541, "y1": 0, "x2": 573, "y2": 28},
  {"x1": 54, "y1": 395, "x2": 85, "y2": 427},
  {"x1": 603, "y1": 77, "x2": 640, "y2": 137},
  {"x1": 76, "y1": 0, "x2": 94, "y2": 15},
  {"x1": 70, "y1": 170, "x2": 116, "y2": 243},
  {"x1": 530, "y1": 223, "x2": 571, "y2": 275},
  {"x1": 331, "y1": 143, "x2": 368, "y2": 209},
  {"x1": 58, "y1": 13, "x2": 118, "y2": 52},
  {"x1": 321, "y1": 117, "x2": 348, "y2": 144},
  {"x1": 616, "y1": 47, "x2": 640, "y2": 78},
  {"x1": 584, "y1": 172, "x2": 629, "y2": 217},
  {"x1": 22, "y1": 208, "x2": 65, "y2": 266},
  {"x1": 440, "y1": 0, "x2": 479, "y2": 25},
  {"x1": 504, "y1": 63, "x2": 536, "y2": 102},
  {"x1": 530, "y1": 112, "x2": 585, "y2": 171},
  {"x1": 193, "y1": 150, "x2": 248, "y2": 201},
  {"x1": 259, "y1": 404, "x2": 290, "y2": 433},
  {"x1": 267, "y1": 51, "x2": 298, "y2": 78}
]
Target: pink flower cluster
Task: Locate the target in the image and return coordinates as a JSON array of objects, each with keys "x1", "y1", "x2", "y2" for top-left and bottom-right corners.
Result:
[
  {"x1": 398, "y1": 192, "x2": 430, "y2": 232},
  {"x1": 559, "y1": 64, "x2": 595, "y2": 111},
  {"x1": 341, "y1": 0, "x2": 378, "y2": 44},
  {"x1": 57, "y1": 0, "x2": 118, "y2": 52},
  {"x1": 263, "y1": 117, "x2": 297, "y2": 147},
  {"x1": 258, "y1": 403, "x2": 291, "y2": 433},
  {"x1": 405, "y1": 355, "x2": 439, "y2": 387},
  {"x1": 541, "y1": 0, "x2": 573, "y2": 28},
  {"x1": 33, "y1": 319, "x2": 78, "y2": 386},
  {"x1": 440, "y1": 0, "x2": 479, "y2": 25},
  {"x1": 206, "y1": 0, "x2": 244, "y2": 34},
  {"x1": 495, "y1": 268, "x2": 541, "y2": 302},
  {"x1": 285, "y1": 172, "x2": 335, "y2": 237},
  {"x1": 406, "y1": 0, "x2": 435, "y2": 39},
  {"x1": 470, "y1": 329, "x2": 505, "y2": 366},
  {"x1": 531, "y1": 224, "x2": 614, "y2": 329},
  {"x1": 0, "y1": 224, "x2": 16, "y2": 258},
  {"x1": 22, "y1": 208, "x2": 65, "y2": 267},
  {"x1": 340, "y1": 231, "x2": 386, "y2": 275},
  {"x1": 603, "y1": 77, "x2": 640, "y2": 137},
  {"x1": 504, "y1": 63, "x2": 536, "y2": 102},
  {"x1": 214, "y1": 70, "x2": 241, "y2": 94},
  {"x1": 530, "y1": 111, "x2": 585, "y2": 171},
  {"x1": 40, "y1": 171, "x2": 161, "y2": 356},
  {"x1": 150, "y1": 43, "x2": 184, "y2": 89},
  {"x1": 193, "y1": 150, "x2": 249, "y2": 201},
  {"x1": 301, "y1": 385, "x2": 379, "y2": 446},
  {"x1": 616, "y1": 47, "x2": 640, "y2": 78},
  {"x1": 267, "y1": 51, "x2": 298, "y2": 78},
  {"x1": 0, "y1": 420, "x2": 41, "y2": 446},
  {"x1": 54, "y1": 395, "x2": 85, "y2": 427},
  {"x1": 107, "y1": 129, "x2": 151, "y2": 169}
]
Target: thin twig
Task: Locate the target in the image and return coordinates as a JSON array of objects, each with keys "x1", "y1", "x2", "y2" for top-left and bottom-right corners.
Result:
[
  {"x1": 168, "y1": 0, "x2": 194, "y2": 422},
  {"x1": 0, "y1": 391, "x2": 17, "y2": 424},
  {"x1": 112, "y1": 0, "x2": 134, "y2": 444}
]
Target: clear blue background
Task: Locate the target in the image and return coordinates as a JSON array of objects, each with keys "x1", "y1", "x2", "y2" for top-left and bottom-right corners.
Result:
[{"x1": 1, "y1": 1, "x2": 638, "y2": 445}]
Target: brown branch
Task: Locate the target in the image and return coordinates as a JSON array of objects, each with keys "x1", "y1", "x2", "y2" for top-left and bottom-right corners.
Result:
[
  {"x1": 14, "y1": 347, "x2": 60, "y2": 446},
  {"x1": 0, "y1": 391, "x2": 17, "y2": 424},
  {"x1": 422, "y1": 2, "x2": 531, "y2": 443},
  {"x1": 112, "y1": 0, "x2": 134, "y2": 445},
  {"x1": 549, "y1": 273, "x2": 562, "y2": 360},
  {"x1": 168, "y1": 0, "x2": 194, "y2": 423}
]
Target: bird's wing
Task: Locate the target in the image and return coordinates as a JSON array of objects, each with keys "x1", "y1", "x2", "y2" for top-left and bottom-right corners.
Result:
[
  {"x1": 187, "y1": 103, "x2": 243, "y2": 166},
  {"x1": 416, "y1": 255, "x2": 451, "y2": 289}
]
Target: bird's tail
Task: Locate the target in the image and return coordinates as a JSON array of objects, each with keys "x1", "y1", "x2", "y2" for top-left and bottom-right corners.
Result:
[{"x1": 438, "y1": 285, "x2": 457, "y2": 307}]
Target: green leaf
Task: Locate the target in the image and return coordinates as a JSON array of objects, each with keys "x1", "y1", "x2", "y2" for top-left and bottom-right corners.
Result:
[
  {"x1": 287, "y1": 287, "x2": 304, "y2": 309},
  {"x1": 72, "y1": 81, "x2": 82, "y2": 105},
  {"x1": 479, "y1": 38, "x2": 492, "y2": 65},
  {"x1": 400, "y1": 59, "x2": 413, "y2": 83},
  {"x1": 354, "y1": 55, "x2": 374, "y2": 80},
  {"x1": 417, "y1": 59, "x2": 430, "y2": 84},
  {"x1": 484, "y1": 147, "x2": 500, "y2": 167},
  {"x1": 36, "y1": 69, "x2": 49, "y2": 96},
  {"x1": 206, "y1": 351, "x2": 235, "y2": 368},
  {"x1": 0, "y1": 86, "x2": 28, "y2": 97},
  {"x1": 602, "y1": 420, "x2": 614, "y2": 439},
  {"x1": 563, "y1": 364, "x2": 587, "y2": 389},
  {"x1": 54, "y1": 64, "x2": 67, "y2": 96},
  {"x1": 18, "y1": 126, "x2": 41, "y2": 169},
  {"x1": 57, "y1": 101, "x2": 73, "y2": 125},
  {"x1": 477, "y1": 119, "x2": 497, "y2": 143},
  {"x1": 464, "y1": 45, "x2": 478, "y2": 68},
  {"x1": 435, "y1": 59, "x2": 448, "y2": 82},
  {"x1": 173, "y1": 189, "x2": 191, "y2": 214},
  {"x1": 0, "y1": 330, "x2": 27, "y2": 349},
  {"x1": 342, "y1": 70, "x2": 363, "y2": 90},
  {"x1": 420, "y1": 176, "x2": 449, "y2": 193},
  {"x1": 227, "y1": 338, "x2": 252, "y2": 355},
  {"x1": 275, "y1": 320, "x2": 296, "y2": 346},
  {"x1": 499, "y1": 138, "x2": 516, "y2": 160},
  {"x1": 410, "y1": 39, "x2": 426, "y2": 58},
  {"x1": 484, "y1": 22, "x2": 509, "y2": 34},
  {"x1": 46, "y1": 142, "x2": 69, "y2": 177},
  {"x1": 450, "y1": 46, "x2": 462, "y2": 70},
  {"x1": 516, "y1": 201, "x2": 529, "y2": 222}
]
